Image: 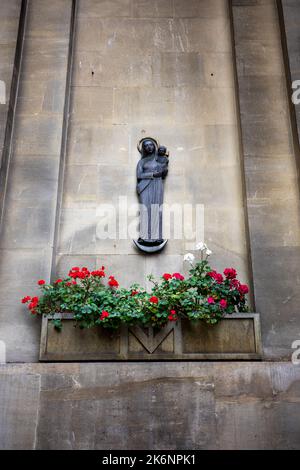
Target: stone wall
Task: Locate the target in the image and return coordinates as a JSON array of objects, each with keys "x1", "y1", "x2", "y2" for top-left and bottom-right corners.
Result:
[
  {"x1": 56, "y1": 0, "x2": 249, "y2": 289},
  {"x1": 0, "y1": 0, "x2": 300, "y2": 452},
  {"x1": 0, "y1": 362, "x2": 299, "y2": 449},
  {"x1": 0, "y1": 1, "x2": 299, "y2": 362}
]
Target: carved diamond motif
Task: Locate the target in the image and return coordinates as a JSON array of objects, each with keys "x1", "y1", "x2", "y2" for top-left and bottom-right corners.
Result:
[{"x1": 129, "y1": 323, "x2": 176, "y2": 354}]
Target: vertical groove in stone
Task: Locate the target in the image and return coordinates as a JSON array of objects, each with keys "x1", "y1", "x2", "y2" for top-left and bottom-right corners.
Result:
[
  {"x1": 50, "y1": 0, "x2": 78, "y2": 281},
  {"x1": 228, "y1": 0, "x2": 256, "y2": 311},
  {"x1": 0, "y1": 0, "x2": 27, "y2": 229}
]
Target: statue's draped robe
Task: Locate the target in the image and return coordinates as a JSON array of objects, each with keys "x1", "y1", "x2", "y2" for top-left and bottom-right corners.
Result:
[{"x1": 137, "y1": 155, "x2": 167, "y2": 241}]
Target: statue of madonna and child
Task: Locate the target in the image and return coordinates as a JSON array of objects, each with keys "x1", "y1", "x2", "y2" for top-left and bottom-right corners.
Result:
[{"x1": 134, "y1": 137, "x2": 169, "y2": 253}]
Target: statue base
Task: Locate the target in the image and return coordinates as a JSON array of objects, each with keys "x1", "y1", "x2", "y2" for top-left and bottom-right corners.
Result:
[{"x1": 133, "y1": 239, "x2": 168, "y2": 253}]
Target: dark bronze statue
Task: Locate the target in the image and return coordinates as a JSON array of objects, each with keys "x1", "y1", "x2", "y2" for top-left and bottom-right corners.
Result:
[{"x1": 134, "y1": 138, "x2": 169, "y2": 253}]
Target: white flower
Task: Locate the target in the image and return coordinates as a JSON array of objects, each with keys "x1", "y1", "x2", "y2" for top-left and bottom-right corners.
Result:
[
  {"x1": 184, "y1": 253, "x2": 195, "y2": 264},
  {"x1": 196, "y1": 242, "x2": 207, "y2": 251},
  {"x1": 206, "y1": 249, "x2": 212, "y2": 256}
]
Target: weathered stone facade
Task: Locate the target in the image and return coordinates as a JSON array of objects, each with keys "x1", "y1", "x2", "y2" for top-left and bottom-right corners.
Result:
[
  {"x1": 0, "y1": 0, "x2": 300, "y2": 450},
  {"x1": 1, "y1": 362, "x2": 300, "y2": 450}
]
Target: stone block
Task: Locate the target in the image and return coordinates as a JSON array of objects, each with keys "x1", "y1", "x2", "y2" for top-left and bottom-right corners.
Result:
[
  {"x1": 0, "y1": 200, "x2": 56, "y2": 249},
  {"x1": 95, "y1": 254, "x2": 146, "y2": 288},
  {"x1": 239, "y1": 76, "x2": 287, "y2": 122},
  {"x1": 0, "y1": 17, "x2": 20, "y2": 46},
  {"x1": 236, "y1": 42, "x2": 283, "y2": 77},
  {"x1": 17, "y1": 79, "x2": 66, "y2": 115},
  {"x1": 67, "y1": 122, "x2": 130, "y2": 165},
  {"x1": 57, "y1": 208, "x2": 98, "y2": 254},
  {"x1": 173, "y1": 17, "x2": 231, "y2": 53},
  {"x1": 202, "y1": 52, "x2": 234, "y2": 88},
  {"x1": 0, "y1": 44, "x2": 17, "y2": 88},
  {"x1": 13, "y1": 115, "x2": 63, "y2": 155},
  {"x1": 73, "y1": 51, "x2": 153, "y2": 87},
  {"x1": 152, "y1": 52, "x2": 204, "y2": 87},
  {"x1": 5, "y1": 155, "x2": 59, "y2": 206},
  {"x1": 173, "y1": 87, "x2": 236, "y2": 126},
  {"x1": 70, "y1": 86, "x2": 113, "y2": 123},
  {"x1": 113, "y1": 87, "x2": 176, "y2": 126},
  {"x1": 133, "y1": 0, "x2": 173, "y2": 18},
  {"x1": 25, "y1": 0, "x2": 72, "y2": 40},
  {"x1": 174, "y1": 0, "x2": 228, "y2": 18},
  {"x1": 0, "y1": 370, "x2": 40, "y2": 449},
  {"x1": 244, "y1": 155, "x2": 299, "y2": 202},
  {"x1": 247, "y1": 198, "x2": 300, "y2": 248},
  {"x1": 21, "y1": 48, "x2": 69, "y2": 81},
  {"x1": 77, "y1": 0, "x2": 132, "y2": 18},
  {"x1": 76, "y1": 17, "x2": 175, "y2": 53},
  {"x1": 63, "y1": 164, "x2": 98, "y2": 208},
  {"x1": 241, "y1": 120, "x2": 293, "y2": 156},
  {"x1": 232, "y1": 3, "x2": 280, "y2": 44}
]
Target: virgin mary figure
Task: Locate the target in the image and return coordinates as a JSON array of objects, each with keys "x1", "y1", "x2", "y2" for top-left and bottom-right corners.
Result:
[{"x1": 134, "y1": 137, "x2": 168, "y2": 253}]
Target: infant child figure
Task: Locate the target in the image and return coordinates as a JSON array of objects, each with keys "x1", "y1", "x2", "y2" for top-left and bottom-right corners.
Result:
[{"x1": 157, "y1": 146, "x2": 169, "y2": 179}]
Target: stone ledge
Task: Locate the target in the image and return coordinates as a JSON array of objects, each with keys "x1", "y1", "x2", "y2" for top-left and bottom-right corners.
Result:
[{"x1": 0, "y1": 362, "x2": 299, "y2": 449}]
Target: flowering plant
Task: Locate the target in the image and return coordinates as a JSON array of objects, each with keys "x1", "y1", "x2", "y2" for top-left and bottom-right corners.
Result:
[{"x1": 21, "y1": 245, "x2": 249, "y2": 331}]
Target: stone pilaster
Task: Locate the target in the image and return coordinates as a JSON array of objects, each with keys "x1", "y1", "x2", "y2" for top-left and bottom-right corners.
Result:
[
  {"x1": 280, "y1": 0, "x2": 300, "y2": 150},
  {"x1": 0, "y1": 0, "x2": 73, "y2": 361},
  {"x1": 230, "y1": 0, "x2": 300, "y2": 358},
  {"x1": 0, "y1": 0, "x2": 22, "y2": 167}
]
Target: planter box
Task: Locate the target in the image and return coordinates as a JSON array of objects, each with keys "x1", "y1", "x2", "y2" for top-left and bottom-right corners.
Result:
[{"x1": 40, "y1": 313, "x2": 262, "y2": 361}]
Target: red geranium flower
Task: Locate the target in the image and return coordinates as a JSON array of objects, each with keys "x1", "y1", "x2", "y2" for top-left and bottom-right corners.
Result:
[
  {"x1": 230, "y1": 279, "x2": 240, "y2": 289},
  {"x1": 168, "y1": 314, "x2": 178, "y2": 322},
  {"x1": 149, "y1": 296, "x2": 159, "y2": 304},
  {"x1": 163, "y1": 273, "x2": 172, "y2": 281},
  {"x1": 170, "y1": 310, "x2": 176, "y2": 315},
  {"x1": 219, "y1": 299, "x2": 227, "y2": 309},
  {"x1": 91, "y1": 270, "x2": 105, "y2": 278},
  {"x1": 38, "y1": 280, "x2": 45, "y2": 286},
  {"x1": 224, "y1": 268, "x2": 237, "y2": 279},
  {"x1": 131, "y1": 290, "x2": 139, "y2": 296},
  {"x1": 21, "y1": 296, "x2": 31, "y2": 304},
  {"x1": 54, "y1": 279, "x2": 63, "y2": 284},
  {"x1": 28, "y1": 296, "x2": 39, "y2": 310},
  {"x1": 69, "y1": 267, "x2": 90, "y2": 279},
  {"x1": 238, "y1": 284, "x2": 249, "y2": 295},
  {"x1": 207, "y1": 271, "x2": 223, "y2": 284},
  {"x1": 207, "y1": 297, "x2": 215, "y2": 304},
  {"x1": 172, "y1": 273, "x2": 185, "y2": 281},
  {"x1": 100, "y1": 310, "x2": 109, "y2": 321},
  {"x1": 108, "y1": 276, "x2": 119, "y2": 288}
]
